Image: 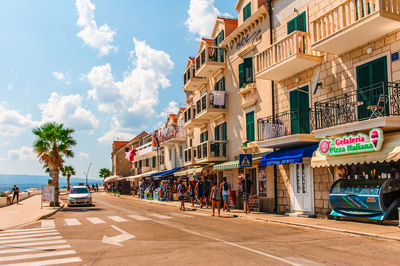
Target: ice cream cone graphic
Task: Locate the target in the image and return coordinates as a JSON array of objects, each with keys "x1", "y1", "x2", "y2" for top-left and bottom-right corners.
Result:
[{"x1": 370, "y1": 129, "x2": 379, "y2": 149}]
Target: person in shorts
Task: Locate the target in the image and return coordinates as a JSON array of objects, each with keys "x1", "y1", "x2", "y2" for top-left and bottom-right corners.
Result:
[
  {"x1": 11, "y1": 184, "x2": 20, "y2": 204},
  {"x1": 203, "y1": 177, "x2": 211, "y2": 208},
  {"x1": 188, "y1": 180, "x2": 195, "y2": 207},
  {"x1": 177, "y1": 180, "x2": 186, "y2": 211},
  {"x1": 220, "y1": 177, "x2": 231, "y2": 212},
  {"x1": 195, "y1": 177, "x2": 204, "y2": 208},
  {"x1": 210, "y1": 181, "x2": 221, "y2": 217}
]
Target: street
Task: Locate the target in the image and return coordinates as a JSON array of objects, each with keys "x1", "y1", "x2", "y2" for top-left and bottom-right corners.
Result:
[{"x1": 1, "y1": 193, "x2": 400, "y2": 265}]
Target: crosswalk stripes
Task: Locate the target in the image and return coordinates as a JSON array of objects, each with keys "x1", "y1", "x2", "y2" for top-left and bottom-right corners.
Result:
[
  {"x1": 168, "y1": 212, "x2": 193, "y2": 218},
  {"x1": 107, "y1": 216, "x2": 128, "y2": 222},
  {"x1": 64, "y1": 218, "x2": 81, "y2": 226},
  {"x1": 86, "y1": 217, "x2": 106, "y2": 224},
  {"x1": 41, "y1": 220, "x2": 55, "y2": 228},
  {"x1": 148, "y1": 214, "x2": 173, "y2": 219},
  {"x1": 0, "y1": 227, "x2": 81, "y2": 265},
  {"x1": 127, "y1": 214, "x2": 152, "y2": 221}
]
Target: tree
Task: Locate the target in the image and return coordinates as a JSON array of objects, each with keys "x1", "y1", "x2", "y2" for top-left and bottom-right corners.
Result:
[
  {"x1": 62, "y1": 165, "x2": 76, "y2": 191},
  {"x1": 99, "y1": 168, "x2": 112, "y2": 179},
  {"x1": 32, "y1": 122, "x2": 76, "y2": 206}
]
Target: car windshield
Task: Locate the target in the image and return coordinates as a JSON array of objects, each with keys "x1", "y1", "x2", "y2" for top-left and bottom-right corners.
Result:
[{"x1": 70, "y1": 188, "x2": 89, "y2": 194}]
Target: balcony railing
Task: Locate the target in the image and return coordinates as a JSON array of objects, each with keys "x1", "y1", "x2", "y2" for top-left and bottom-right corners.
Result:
[
  {"x1": 314, "y1": 82, "x2": 400, "y2": 130},
  {"x1": 183, "y1": 106, "x2": 193, "y2": 124},
  {"x1": 184, "y1": 148, "x2": 195, "y2": 164},
  {"x1": 158, "y1": 127, "x2": 186, "y2": 143},
  {"x1": 193, "y1": 92, "x2": 226, "y2": 118},
  {"x1": 196, "y1": 140, "x2": 228, "y2": 160},
  {"x1": 257, "y1": 108, "x2": 315, "y2": 141},
  {"x1": 183, "y1": 66, "x2": 195, "y2": 86},
  {"x1": 195, "y1": 46, "x2": 225, "y2": 77}
]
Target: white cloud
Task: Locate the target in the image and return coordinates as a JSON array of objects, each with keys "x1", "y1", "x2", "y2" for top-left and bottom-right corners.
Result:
[
  {"x1": 185, "y1": 0, "x2": 231, "y2": 39},
  {"x1": 8, "y1": 146, "x2": 35, "y2": 160},
  {"x1": 79, "y1": 152, "x2": 89, "y2": 159},
  {"x1": 98, "y1": 117, "x2": 137, "y2": 145},
  {"x1": 0, "y1": 102, "x2": 38, "y2": 136},
  {"x1": 76, "y1": 0, "x2": 117, "y2": 57},
  {"x1": 39, "y1": 92, "x2": 99, "y2": 133},
  {"x1": 86, "y1": 38, "x2": 174, "y2": 129},
  {"x1": 52, "y1": 71, "x2": 71, "y2": 85},
  {"x1": 0, "y1": 140, "x2": 11, "y2": 146},
  {"x1": 7, "y1": 83, "x2": 13, "y2": 90},
  {"x1": 159, "y1": 101, "x2": 179, "y2": 118}
]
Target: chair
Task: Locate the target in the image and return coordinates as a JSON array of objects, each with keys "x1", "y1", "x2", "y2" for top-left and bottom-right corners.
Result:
[{"x1": 367, "y1": 94, "x2": 388, "y2": 119}]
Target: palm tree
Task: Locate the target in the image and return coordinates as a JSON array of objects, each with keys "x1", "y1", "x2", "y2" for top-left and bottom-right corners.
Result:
[
  {"x1": 32, "y1": 122, "x2": 76, "y2": 206},
  {"x1": 99, "y1": 168, "x2": 112, "y2": 179},
  {"x1": 62, "y1": 165, "x2": 76, "y2": 191}
]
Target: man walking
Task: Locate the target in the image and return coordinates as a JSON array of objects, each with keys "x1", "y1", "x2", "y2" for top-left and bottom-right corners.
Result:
[
  {"x1": 11, "y1": 184, "x2": 20, "y2": 204},
  {"x1": 177, "y1": 180, "x2": 186, "y2": 211},
  {"x1": 195, "y1": 177, "x2": 204, "y2": 208},
  {"x1": 203, "y1": 177, "x2": 211, "y2": 208},
  {"x1": 220, "y1": 177, "x2": 231, "y2": 212}
]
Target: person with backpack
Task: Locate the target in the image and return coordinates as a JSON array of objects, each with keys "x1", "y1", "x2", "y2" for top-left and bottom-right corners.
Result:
[
  {"x1": 177, "y1": 179, "x2": 186, "y2": 211},
  {"x1": 220, "y1": 177, "x2": 231, "y2": 212},
  {"x1": 210, "y1": 181, "x2": 221, "y2": 217},
  {"x1": 195, "y1": 177, "x2": 204, "y2": 208}
]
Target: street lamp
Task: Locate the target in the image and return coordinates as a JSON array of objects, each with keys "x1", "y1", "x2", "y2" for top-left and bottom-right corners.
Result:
[{"x1": 84, "y1": 162, "x2": 92, "y2": 186}]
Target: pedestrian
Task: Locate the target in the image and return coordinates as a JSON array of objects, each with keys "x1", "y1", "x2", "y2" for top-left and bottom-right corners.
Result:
[
  {"x1": 178, "y1": 180, "x2": 186, "y2": 211},
  {"x1": 210, "y1": 181, "x2": 221, "y2": 217},
  {"x1": 92, "y1": 184, "x2": 95, "y2": 192},
  {"x1": 241, "y1": 175, "x2": 253, "y2": 213},
  {"x1": 188, "y1": 180, "x2": 195, "y2": 207},
  {"x1": 96, "y1": 184, "x2": 99, "y2": 192},
  {"x1": 203, "y1": 177, "x2": 211, "y2": 208},
  {"x1": 195, "y1": 177, "x2": 204, "y2": 208},
  {"x1": 220, "y1": 177, "x2": 231, "y2": 212},
  {"x1": 11, "y1": 184, "x2": 20, "y2": 204}
]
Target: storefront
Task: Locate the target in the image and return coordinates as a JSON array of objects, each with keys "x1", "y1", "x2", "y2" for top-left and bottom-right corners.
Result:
[{"x1": 311, "y1": 129, "x2": 400, "y2": 220}]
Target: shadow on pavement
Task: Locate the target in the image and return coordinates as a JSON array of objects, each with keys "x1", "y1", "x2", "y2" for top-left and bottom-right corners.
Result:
[{"x1": 61, "y1": 206, "x2": 105, "y2": 212}]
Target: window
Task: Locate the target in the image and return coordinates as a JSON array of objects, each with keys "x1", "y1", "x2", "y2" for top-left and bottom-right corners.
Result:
[
  {"x1": 200, "y1": 131, "x2": 208, "y2": 143},
  {"x1": 246, "y1": 111, "x2": 255, "y2": 142},
  {"x1": 145, "y1": 158, "x2": 149, "y2": 167},
  {"x1": 290, "y1": 86, "x2": 310, "y2": 134},
  {"x1": 243, "y1": 2, "x2": 251, "y2": 21},
  {"x1": 213, "y1": 30, "x2": 224, "y2": 62},
  {"x1": 125, "y1": 147, "x2": 129, "y2": 152},
  {"x1": 179, "y1": 145, "x2": 183, "y2": 159},
  {"x1": 287, "y1": 11, "x2": 306, "y2": 34},
  {"x1": 189, "y1": 138, "x2": 193, "y2": 147},
  {"x1": 239, "y1": 57, "x2": 253, "y2": 88},
  {"x1": 169, "y1": 149, "x2": 172, "y2": 161},
  {"x1": 152, "y1": 156, "x2": 156, "y2": 168},
  {"x1": 214, "y1": 123, "x2": 227, "y2": 141},
  {"x1": 215, "y1": 77, "x2": 225, "y2": 91},
  {"x1": 139, "y1": 160, "x2": 142, "y2": 168}
]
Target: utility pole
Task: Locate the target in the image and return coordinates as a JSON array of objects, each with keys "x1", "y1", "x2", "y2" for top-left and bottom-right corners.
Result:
[{"x1": 84, "y1": 162, "x2": 92, "y2": 186}]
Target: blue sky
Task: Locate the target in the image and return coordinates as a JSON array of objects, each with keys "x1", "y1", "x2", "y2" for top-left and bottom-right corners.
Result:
[{"x1": 0, "y1": 0, "x2": 236, "y2": 180}]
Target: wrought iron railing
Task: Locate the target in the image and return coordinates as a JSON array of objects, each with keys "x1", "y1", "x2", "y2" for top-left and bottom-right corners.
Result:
[
  {"x1": 193, "y1": 92, "x2": 226, "y2": 118},
  {"x1": 314, "y1": 82, "x2": 400, "y2": 130},
  {"x1": 257, "y1": 108, "x2": 315, "y2": 141},
  {"x1": 158, "y1": 127, "x2": 186, "y2": 143}
]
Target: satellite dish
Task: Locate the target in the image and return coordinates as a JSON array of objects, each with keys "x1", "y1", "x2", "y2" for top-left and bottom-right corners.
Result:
[{"x1": 312, "y1": 70, "x2": 322, "y2": 94}]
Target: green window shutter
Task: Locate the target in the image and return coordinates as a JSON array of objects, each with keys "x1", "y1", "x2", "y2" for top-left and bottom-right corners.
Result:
[
  {"x1": 152, "y1": 156, "x2": 156, "y2": 168},
  {"x1": 246, "y1": 111, "x2": 255, "y2": 142},
  {"x1": 190, "y1": 138, "x2": 192, "y2": 147},
  {"x1": 239, "y1": 63, "x2": 244, "y2": 88},
  {"x1": 200, "y1": 133, "x2": 204, "y2": 143},
  {"x1": 215, "y1": 81, "x2": 218, "y2": 91},
  {"x1": 287, "y1": 18, "x2": 296, "y2": 34},
  {"x1": 243, "y1": 3, "x2": 251, "y2": 21},
  {"x1": 215, "y1": 126, "x2": 220, "y2": 141},
  {"x1": 219, "y1": 30, "x2": 224, "y2": 42},
  {"x1": 296, "y1": 12, "x2": 307, "y2": 32},
  {"x1": 221, "y1": 77, "x2": 225, "y2": 91},
  {"x1": 244, "y1": 57, "x2": 253, "y2": 83},
  {"x1": 222, "y1": 123, "x2": 226, "y2": 140},
  {"x1": 205, "y1": 131, "x2": 208, "y2": 141},
  {"x1": 213, "y1": 37, "x2": 217, "y2": 46}
]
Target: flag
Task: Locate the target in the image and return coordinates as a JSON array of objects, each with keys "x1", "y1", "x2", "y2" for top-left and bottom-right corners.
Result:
[
  {"x1": 129, "y1": 148, "x2": 136, "y2": 162},
  {"x1": 152, "y1": 131, "x2": 159, "y2": 147}
]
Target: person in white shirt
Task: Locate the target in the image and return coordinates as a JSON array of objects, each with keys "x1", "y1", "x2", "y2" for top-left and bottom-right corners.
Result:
[{"x1": 220, "y1": 177, "x2": 231, "y2": 212}]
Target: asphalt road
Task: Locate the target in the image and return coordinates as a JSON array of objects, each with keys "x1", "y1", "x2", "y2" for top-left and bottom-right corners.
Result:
[{"x1": 2, "y1": 193, "x2": 400, "y2": 265}]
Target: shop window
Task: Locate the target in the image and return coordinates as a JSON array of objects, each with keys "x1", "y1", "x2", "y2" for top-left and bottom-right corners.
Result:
[
  {"x1": 258, "y1": 167, "x2": 267, "y2": 197},
  {"x1": 152, "y1": 156, "x2": 156, "y2": 168},
  {"x1": 287, "y1": 12, "x2": 307, "y2": 34},
  {"x1": 246, "y1": 111, "x2": 255, "y2": 142},
  {"x1": 239, "y1": 57, "x2": 253, "y2": 88},
  {"x1": 243, "y1": 2, "x2": 251, "y2": 22}
]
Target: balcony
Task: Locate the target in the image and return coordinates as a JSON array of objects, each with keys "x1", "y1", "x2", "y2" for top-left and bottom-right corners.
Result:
[
  {"x1": 311, "y1": 0, "x2": 400, "y2": 55},
  {"x1": 255, "y1": 31, "x2": 322, "y2": 81},
  {"x1": 194, "y1": 92, "x2": 227, "y2": 121},
  {"x1": 136, "y1": 140, "x2": 156, "y2": 158},
  {"x1": 183, "y1": 105, "x2": 205, "y2": 128},
  {"x1": 313, "y1": 82, "x2": 400, "y2": 137},
  {"x1": 159, "y1": 126, "x2": 186, "y2": 145},
  {"x1": 183, "y1": 66, "x2": 207, "y2": 92},
  {"x1": 257, "y1": 108, "x2": 318, "y2": 149},
  {"x1": 195, "y1": 46, "x2": 226, "y2": 78},
  {"x1": 184, "y1": 147, "x2": 196, "y2": 166},
  {"x1": 195, "y1": 140, "x2": 228, "y2": 164}
]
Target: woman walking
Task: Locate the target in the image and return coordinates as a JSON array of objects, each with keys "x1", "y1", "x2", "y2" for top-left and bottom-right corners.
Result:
[
  {"x1": 210, "y1": 181, "x2": 221, "y2": 217},
  {"x1": 220, "y1": 177, "x2": 231, "y2": 212}
]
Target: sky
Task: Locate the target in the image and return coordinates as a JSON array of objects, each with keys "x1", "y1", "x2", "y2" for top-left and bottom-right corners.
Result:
[{"x1": 0, "y1": 0, "x2": 236, "y2": 180}]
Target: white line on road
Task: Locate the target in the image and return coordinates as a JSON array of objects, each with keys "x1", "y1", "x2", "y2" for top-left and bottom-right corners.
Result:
[
  {"x1": 0, "y1": 232, "x2": 59, "y2": 240},
  {"x1": 0, "y1": 236, "x2": 63, "y2": 245},
  {"x1": 0, "y1": 229, "x2": 57, "y2": 237},
  {"x1": 169, "y1": 213, "x2": 193, "y2": 218},
  {"x1": 64, "y1": 218, "x2": 81, "y2": 226},
  {"x1": 0, "y1": 244, "x2": 71, "y2": 254},
  {"x1": 107, "y1": 216, "x2": 128, "y2": 222},
  {"x1": 0, "y1": 240, "x2": 67, "y2": 249},
  {"x1": 148, "y1": 214, "x2": 173, "y2": 219},
  {"x1": 0, "y1": 250, "x2": 76, "y2": 262},
  {"x1": 1, "y1": 228, "x2": 55, "y2": 233},
  {"x1": 1, "y1": 256, "x2": 82, "y2": 266},
  {"x1": 41, "y1": 220, "x2": 55, "y2": 228},
  {"x1": 86, "y1": 217, "x2": 106, "y2": 224},
  {"x1": 127, "y1": 214, "x2": 151, "y2": 221}
]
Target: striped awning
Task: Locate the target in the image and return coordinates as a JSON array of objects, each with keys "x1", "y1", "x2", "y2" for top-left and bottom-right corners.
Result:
[
  {"x1": 174, "y1": 166, "x2": 205, "y2": 177},
  {"x1": 213, "y1": 160, "x2": 239, "y2": 170}
]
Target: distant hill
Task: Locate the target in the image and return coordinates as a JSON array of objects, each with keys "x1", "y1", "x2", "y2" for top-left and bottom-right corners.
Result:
[{"x1": 0, "y1": 174, "x2": 101, "y2": 185}]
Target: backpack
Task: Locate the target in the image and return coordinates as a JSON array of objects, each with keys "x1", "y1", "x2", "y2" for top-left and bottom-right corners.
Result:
[
  {"x1": 223, "y1": 182, "x2": 229, "y2": 191},
  {"x1": 180, "y1": 185, "x2": 186, "y2": 194}
]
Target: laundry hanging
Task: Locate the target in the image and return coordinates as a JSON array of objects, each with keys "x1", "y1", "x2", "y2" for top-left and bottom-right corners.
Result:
[{"x1": 213, "y1": 91, "x2": 225, "y2": 106}]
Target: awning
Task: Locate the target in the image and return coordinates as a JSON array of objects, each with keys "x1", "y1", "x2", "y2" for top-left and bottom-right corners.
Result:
[
  {"x1": 104, "y1": 175, "x2": 119, "y2": 183},
  {"x1": 311, "y1": 132, "x2": 400, "y2": 168},
  {"x1": 260, "y1": 144, "x2": 318, "y2": 166},
  {"x1": 174, "y1": 166, "x2": 205, "y2": 177},
  {"x1": 213, "y1": 156, "x2": 264, "y2": 170},
  {"x1": 151, "y1": 167, "x2": 182, "y2": 178}
]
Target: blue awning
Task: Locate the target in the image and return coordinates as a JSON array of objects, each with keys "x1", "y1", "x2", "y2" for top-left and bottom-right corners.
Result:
[
  {"x1": 151, "y1": 167, "x2": 182, "y2": 178},
  {"x1": 260, "y1": 144, "x2": 318, "y2": 166}
]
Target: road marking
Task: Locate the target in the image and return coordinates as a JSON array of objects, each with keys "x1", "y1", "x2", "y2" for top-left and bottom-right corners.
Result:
[
  {"x1": 1, "y1": 228, "x2": 56, "y2": 233},
  {"x1": 0, "y1": 236, "x2": 63, "y2": 244},
  {"x1": 148, "y1": 214, "x2": 172, "y2": 219},
  {"x1": 169, "y1": 213, "x2": 193, "y2": 218},
  {"x1": 86, "y1": 217, "x2": 106, "y2": 224},
  {"x1": 128, "y1": 214, "x2": 151, "y2": 221},
  {"x1": 0, "y1": 240, "x2": 67, "y2": 249},
  {"x1": 0, "y1": 250, "x2": 76, "y2": 262},
  {"x1": 1, "y1": 256, "x2": 82, "y2": 266},
  {"x1": 0, "y1": 244, "x2": 71, "y2": 254},
  {"x1": 41, "y1": 220, "x2": 55, "y2": 228},
  {"x1": 102, "y1": 225, "x2": 135, "y2": 246},
  {"x1": 0, "y1": 232, "x2": 59, "y2": 240},
  {"x1": 64, "y1": 218, "x2": 81, "y2": 226},
  {"x1": 107, "y1": 216, "x2": 128, "y2": 222},
  {"x1": 0, "y1": 229, "x2": 57, "y2": 237},
  {"x1": 284, "y1": 257, "x2": 324, "y2": 266}
]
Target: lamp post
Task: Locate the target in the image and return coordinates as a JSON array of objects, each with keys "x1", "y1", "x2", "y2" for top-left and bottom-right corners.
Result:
[{"x1": 84, "y1": 162, "x2": 92, "y2": 186}]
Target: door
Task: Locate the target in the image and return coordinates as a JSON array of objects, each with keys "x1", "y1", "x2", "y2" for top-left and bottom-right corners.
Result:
[
  {"x1": 290, "y1": 163, "x2": 313, "y2": 213},
  {"x1": 356, "y1": 56, "x2": 388, "y2": 120},
  {"x1": 290, "y1": 86, "x2": 310, "y2": 134}
]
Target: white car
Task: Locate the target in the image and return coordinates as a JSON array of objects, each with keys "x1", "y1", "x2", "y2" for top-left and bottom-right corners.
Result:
[{"x1": 68, "y1": 186, "x2": 92, "y2": 206}]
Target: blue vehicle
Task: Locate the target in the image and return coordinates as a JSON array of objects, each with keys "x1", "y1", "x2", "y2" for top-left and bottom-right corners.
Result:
[{"x1": 329, "y1": 178, "x2": 400, "y2": 221}]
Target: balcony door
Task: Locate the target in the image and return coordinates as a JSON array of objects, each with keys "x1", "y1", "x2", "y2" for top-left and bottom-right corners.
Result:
[
  {"x1": 290, "y1": 163, "x2": 313, "y2": 213},
  {"x1": 290, "y1": 86, "x2": 310, "y2": 134},
  {"x1": 356, "y1": 56, "x2": 388, "y2": 120}
]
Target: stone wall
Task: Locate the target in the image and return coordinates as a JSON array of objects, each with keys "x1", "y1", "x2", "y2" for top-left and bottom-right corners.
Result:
[
  {"x1": 313, "y1": 167, "x2": 334, "y2": 217},
  {"x1": 276, "y1": 164, "x2": 291, "y2": 213}
]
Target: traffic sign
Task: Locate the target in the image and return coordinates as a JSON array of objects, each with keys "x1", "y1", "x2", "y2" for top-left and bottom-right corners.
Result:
[{"x1": 239, "y1": 154, "x2": 252, "y2": 168}]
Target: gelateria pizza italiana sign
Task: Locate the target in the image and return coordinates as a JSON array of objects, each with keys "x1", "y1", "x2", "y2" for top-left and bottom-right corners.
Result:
[{"x1": 318, "y1": 128, "x2": 383, "y2": 156}]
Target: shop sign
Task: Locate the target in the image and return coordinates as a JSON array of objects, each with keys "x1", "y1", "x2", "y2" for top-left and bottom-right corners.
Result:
[{"x1": 319, "y1": 128, "x2": 383, "y2": 156}]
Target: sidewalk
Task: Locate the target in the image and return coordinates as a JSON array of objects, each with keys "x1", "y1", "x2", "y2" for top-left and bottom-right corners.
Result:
[
  {"x1": 0, "y1": 195, "x2": 64, "y2": 231},
  {"x1": 116, "y1": 194, "x2": 400, "y2": 242}
]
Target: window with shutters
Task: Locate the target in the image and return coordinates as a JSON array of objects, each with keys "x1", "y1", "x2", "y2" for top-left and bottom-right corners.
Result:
[
  {"x1": 189, "y1": 138, "x2": 192, "y2": 148},
  {"x1": 213, "y1": 30, "x2": 224, "y2": 62},
  {"x1": 246, "y1": 111, "x2": 255, "y2": 142},
  {"x1": 215, "y1": 77, "x2": 225, "y2": 91},
  {"x1": 145, "y1": 158, "x2": 149, "y2": 167},
  {"x1": 139, "y1": 160, "x2": 142, "y2": 168},
  {"x1": 287, "y1": 12, "x2": 307, "y2": 34},
  {"x1": 239, "y1": 57, "x2": 253, "y2": 88},
  {"x1": 152, "y1": 156, "x2": 156, "y2": 168},
  {"x1": 243, "y1": 2, "x2": 251, "y2": 22},
  {"x1": 200, "y1": 131, "x2": 208, "y2": 143}
]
